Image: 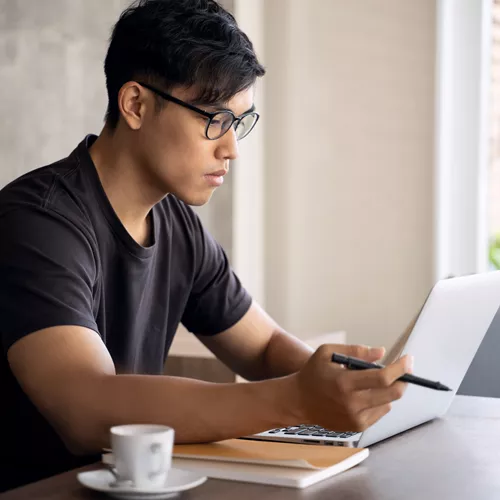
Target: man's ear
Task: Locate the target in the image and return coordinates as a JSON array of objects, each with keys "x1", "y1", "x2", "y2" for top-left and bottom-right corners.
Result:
[{"x1": 117, "y1": 82, "x2": 149, "y2": 131}]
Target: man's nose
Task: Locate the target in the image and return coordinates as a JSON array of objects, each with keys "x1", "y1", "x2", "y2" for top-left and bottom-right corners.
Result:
[{"x1": 215, "y1": 126, "x2": 239, "y2": 161}]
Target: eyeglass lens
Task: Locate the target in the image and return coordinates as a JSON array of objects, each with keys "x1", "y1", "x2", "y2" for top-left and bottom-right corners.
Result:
[{"x1": 206, "y1": 112, "x2": 258, "y2": 140}]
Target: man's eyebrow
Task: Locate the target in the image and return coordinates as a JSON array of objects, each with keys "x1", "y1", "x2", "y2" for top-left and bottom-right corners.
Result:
[{"x1": 241, "y1": 104, "x2": 256, "y2": 114}]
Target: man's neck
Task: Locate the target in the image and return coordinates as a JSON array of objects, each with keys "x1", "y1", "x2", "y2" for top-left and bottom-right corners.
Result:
[{"x1": 89, "y1": 127, "x2": 161, "y2": 246}]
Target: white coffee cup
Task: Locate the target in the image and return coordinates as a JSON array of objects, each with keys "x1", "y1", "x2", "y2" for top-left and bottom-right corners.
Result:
[{"x1": 110, "y1": 424, "x2": 174, "y2": 489}]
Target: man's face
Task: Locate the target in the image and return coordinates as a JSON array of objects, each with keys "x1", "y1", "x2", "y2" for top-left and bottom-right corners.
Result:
[{"x1": 135, "y1": 85, "x2": 255, "y2": 206}]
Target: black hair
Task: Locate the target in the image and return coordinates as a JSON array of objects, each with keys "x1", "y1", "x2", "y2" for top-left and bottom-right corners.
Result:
[{"x1": 104, "y1": 0, "x2": 265, "y2": 129}]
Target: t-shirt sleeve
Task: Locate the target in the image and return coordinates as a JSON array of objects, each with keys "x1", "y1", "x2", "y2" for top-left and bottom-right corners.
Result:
[
  {"x1": 181, "y1": 216, "x2": 252, "y2": 336},
  {"x1": 0, "y1": 207, "x2": 99, "y2": 353}
]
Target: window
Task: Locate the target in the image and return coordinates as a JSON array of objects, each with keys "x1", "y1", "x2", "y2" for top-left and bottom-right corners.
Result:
[
  {"x1": 489, "y1": 0, "x2": 500, "y2": 270},
  {"x1": 434, "y1": 0, "x2": 492, "y2": 279}
]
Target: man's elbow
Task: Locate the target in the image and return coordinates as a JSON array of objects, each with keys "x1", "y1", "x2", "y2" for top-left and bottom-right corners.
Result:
[
  {"x1": 53, "y1": 408, "x2": 110, "y2": 456},
  {"x1": 42, "y1": 387, "x2": 113, "y2": 456}
]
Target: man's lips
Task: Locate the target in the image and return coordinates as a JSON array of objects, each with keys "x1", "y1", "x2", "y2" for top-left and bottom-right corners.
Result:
[
  {"x1": 204, "y1": 169, "x2": 227, "y2": 187},
  {"x1": 206, "y1": 169, "x2": 228, "y2": 177}
]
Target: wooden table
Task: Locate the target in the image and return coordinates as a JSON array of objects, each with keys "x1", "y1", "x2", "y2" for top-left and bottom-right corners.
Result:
[{"x1": 2, "y1": 395, "x2": 500, "y2": 500}]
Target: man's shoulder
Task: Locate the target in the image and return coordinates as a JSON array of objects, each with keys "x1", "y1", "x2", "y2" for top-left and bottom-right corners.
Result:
[
  {"x1": 0, "y1": 142, "x2": 94, "y2": 232},
  {"x1": 0, "y1": 151, "x2": 79, "y2": 212}
]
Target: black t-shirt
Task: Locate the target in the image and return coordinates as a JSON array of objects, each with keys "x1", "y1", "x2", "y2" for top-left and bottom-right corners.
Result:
[{"x1": 0, "y1": 135, "x2": 251, "y2": 491}]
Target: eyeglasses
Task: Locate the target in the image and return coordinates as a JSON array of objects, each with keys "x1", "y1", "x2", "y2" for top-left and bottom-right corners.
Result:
[{"x1": 137, "y1": 82, "x2": 260, "y2": 141}]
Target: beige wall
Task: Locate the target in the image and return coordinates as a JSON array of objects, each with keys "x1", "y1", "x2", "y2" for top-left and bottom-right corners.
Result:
[
  {"x1": 264, "y1": 0, "x2": 436, "y2": 348},
  {"x1": 0, "y1": 0, "x2": 131, "y2": 187}
]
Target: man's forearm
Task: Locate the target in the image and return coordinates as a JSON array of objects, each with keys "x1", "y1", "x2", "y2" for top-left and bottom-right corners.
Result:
[
  {"x1": 66, "y1": 373, "x2": 302, "y2": 454},
  {"x1": 261, "y1": 330, "x2": 314, "y2": 379}
]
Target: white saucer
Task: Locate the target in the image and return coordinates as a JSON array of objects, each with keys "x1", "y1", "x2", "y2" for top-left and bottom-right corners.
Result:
[{"x1": 77, "y1": 468, "x2": 207, "y2": 500}]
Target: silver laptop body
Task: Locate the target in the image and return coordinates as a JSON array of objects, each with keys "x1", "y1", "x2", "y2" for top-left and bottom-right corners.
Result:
[{"x1": 247, "y1": 271, "x2": 500, "y2": 448}]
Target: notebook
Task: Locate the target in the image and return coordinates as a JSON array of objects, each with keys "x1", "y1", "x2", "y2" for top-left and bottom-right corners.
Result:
[{"x1": 102, "y1": 439, "x2": 368, "y2": 489}]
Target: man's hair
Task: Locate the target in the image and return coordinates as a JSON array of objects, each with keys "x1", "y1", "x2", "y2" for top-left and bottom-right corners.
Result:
[{"x1": 104, "y1": 0, "x2": 265, "y2": 129}]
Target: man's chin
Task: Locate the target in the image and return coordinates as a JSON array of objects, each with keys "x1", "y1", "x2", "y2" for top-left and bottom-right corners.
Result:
[{"x1": 174, "y1": 189, "x2": 215, "y2": 207}]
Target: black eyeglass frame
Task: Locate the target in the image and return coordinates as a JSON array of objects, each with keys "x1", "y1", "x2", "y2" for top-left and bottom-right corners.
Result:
[{"x1": 136, "y1": 81, "x2": 260, "y2": 141}]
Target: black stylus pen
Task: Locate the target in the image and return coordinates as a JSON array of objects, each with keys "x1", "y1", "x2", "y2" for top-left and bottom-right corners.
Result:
[{"x1": 331, "y1": 353, "x2": 452, "y2": 392}]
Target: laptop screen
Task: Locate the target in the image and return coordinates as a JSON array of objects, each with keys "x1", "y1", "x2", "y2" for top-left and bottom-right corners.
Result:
[{"x1": 458, "y1": 306, "x2": 500, "y2": 398}]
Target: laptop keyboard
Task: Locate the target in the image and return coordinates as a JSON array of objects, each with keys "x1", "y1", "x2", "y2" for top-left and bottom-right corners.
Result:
[{"x1": 265, "y1": 424, "x2": 358, "y2": 438}]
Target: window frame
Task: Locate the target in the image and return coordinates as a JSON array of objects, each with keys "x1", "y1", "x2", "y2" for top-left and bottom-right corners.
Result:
[{"x1": 434, "y1": 0, "x2": 493, "y2": 280}]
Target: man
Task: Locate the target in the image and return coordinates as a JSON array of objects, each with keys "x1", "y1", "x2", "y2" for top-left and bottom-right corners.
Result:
[{"x1": 0, "y1": 0, "x2": 412, "y2": 491}]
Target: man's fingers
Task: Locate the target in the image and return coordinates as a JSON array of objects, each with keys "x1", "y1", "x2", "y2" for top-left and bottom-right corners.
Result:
[
  {"x1": 316, "y1": 344, "x2": 386, "y2": 366},
  {"x1": 357, "y1": 381, "x2": 408, "y2": 410},
  {"x1": 348, "y1": 354, "x2": 413, "y2": 390},
  {"x1": 358, "y1": 402, "x2": 393, "y2": 430},
  {"x1": 360, "y1": 346, "x2": 386, "y2": 363}
]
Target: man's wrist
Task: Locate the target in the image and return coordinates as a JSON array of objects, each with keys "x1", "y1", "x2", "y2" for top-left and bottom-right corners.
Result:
[
  {"x1": 263, "y1": 330, "x2": 314, "y2": 379},
  {"x1": 259, "y1": 373, "x2": 305, "y2": 427}
]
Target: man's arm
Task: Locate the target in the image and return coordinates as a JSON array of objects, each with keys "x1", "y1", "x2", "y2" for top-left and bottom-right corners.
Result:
[
  {"x1": 7, "y1": 326, "x2": 298, "y2": 454},
  {"x1": 8, "y1": 324, "x2": 411, "y2": 456},
  {"x1": 201, "y1": 300, "x2": 423, "y2": 380},
  {"x1": 196, "y1": 301, "x2": 314, "y2": 381}
]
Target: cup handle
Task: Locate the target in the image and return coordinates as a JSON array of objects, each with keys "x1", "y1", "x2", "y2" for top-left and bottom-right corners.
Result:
[
  {"x1": 148, "y1": 442, "x2": 164, "y2": 479},
  {"x1": 105, "y1": 464, "x2": 133, "y2": 488}
]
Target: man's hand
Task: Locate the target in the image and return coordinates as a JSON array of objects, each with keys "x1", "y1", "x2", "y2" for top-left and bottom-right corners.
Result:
[{"x1": 291, "y1": 344, "x2": 413, "y2": 432}]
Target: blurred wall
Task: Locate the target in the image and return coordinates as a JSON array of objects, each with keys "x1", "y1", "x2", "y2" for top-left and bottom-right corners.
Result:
[
  {"x1": 0, "y1": 0, "x2": 129, "y2": 185},
  {"x1": 263, "y1": 0, "x2": 437, "y2": 348}
]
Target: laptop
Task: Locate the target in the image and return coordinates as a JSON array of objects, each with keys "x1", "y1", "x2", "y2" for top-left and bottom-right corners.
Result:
[
  {"x1": 247, "y1": 271, "x2": 500, "y2": 448},
  {"x1": 458, "y1": 303, "x2": 500, "y2": 398}
]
